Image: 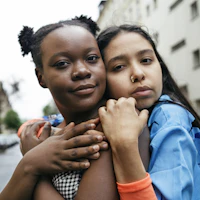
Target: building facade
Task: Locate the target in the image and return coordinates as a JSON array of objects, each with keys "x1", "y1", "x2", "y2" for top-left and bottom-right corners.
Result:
[{"x1": 97, "y1": 0, "x2": 200, "y2": 114}]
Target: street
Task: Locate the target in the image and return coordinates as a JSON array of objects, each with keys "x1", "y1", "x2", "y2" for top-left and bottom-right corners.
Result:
[{"x1": 0, "y1": 143, "x2": 22, "y2": 192}]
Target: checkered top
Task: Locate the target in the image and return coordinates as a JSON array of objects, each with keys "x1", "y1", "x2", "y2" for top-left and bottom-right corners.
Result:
[{"x1": 52, "y1": 170, "x2": 82, "y2": 200}]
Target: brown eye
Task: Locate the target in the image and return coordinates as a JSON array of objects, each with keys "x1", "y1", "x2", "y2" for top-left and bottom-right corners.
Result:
[
  {"x1": 53, "y1": 60, "x2": 70, "y2": 68},
  {"x1": 87, "y1": 55, "x2": 100, "y2": 63},
  {"x1": 113, "y1": 65, "x2": 125, "y2": 71},
  {"x1": 141, "y1": 58, "x2": 152, "y2": 64}
]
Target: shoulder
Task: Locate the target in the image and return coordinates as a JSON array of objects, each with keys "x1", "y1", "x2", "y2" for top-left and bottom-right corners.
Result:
[{"x1": 148, "y1": 95, "x2": 194, "y2": 134}]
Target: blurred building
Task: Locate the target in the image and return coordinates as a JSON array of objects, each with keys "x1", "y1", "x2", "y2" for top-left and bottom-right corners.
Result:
[
  {"x1": 97, "y1": 0, "x2": 200, "y2": 115},
  {"x1": 0, "y1": 81, "x2": 12, "y2": 133}
]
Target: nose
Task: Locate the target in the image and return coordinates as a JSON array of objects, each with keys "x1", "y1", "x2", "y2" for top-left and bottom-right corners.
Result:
[
  {"x1": 130, "y1": 63, "x2": 145, "y2": 83},
  {"x1": 72, "y1": 61, "x2": 91, "y2": 81}
]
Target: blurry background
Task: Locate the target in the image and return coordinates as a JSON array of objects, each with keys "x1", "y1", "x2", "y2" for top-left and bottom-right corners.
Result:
[
  {"x1": 0, "y1": 0, "x2": 200, "y2": 191},
  {"x1": 1, "y1": 0, "x2": 200, "y2": 133},
  {"x1": 0, "y1": 0, "x2": 102, "y2": 127}
]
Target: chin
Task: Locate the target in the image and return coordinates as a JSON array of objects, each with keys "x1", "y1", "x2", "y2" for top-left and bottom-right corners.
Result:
[{"x1": 136, "y1": 100, "x2": 154, "y2": 111}]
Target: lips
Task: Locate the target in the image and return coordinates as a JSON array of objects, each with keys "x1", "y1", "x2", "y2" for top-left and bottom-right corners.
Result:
[
  {"x1": 72, "y1": 84, "x2": 96, "y2": 95},
  {"x1": 132, "y1": 86, "x2": 152, "y2": 97}
]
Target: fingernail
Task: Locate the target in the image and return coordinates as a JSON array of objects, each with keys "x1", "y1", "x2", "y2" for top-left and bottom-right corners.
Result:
[
  {"x1": 83, "y1": 162, "x2": 90, "y2": 168},
  {"x1": 89, "y1": 123, "x2": 96, "y2": 129},
  {"x1": 102, "y1": 143, "x2": 108, "y2": 148},
  {"x1": 93, "y1": 145, "x2": 99, "y2": 151},
  {"x1": 97, "y1": 135, "x2": 103, "y2": 141}
]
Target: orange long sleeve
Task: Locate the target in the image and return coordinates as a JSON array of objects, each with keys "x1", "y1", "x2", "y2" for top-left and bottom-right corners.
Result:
[{"x1": 117, "y1": 173, "x2": 157, "y2": 200}]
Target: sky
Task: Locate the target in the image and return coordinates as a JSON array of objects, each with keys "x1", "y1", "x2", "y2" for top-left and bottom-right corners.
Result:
[{"x1": 0, "y1": 0, "x2": 102, "y2": 121}]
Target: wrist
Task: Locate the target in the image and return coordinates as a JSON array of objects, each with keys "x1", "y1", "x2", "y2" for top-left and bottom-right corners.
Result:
[
  {"x1": 111, "y1": 143, "x2": 146, "y2": 183},
  {"x1": 22, "y1": 151, "x2": 41, "y2": 176},
  {"x1": 110, "y1": 138, "x2": 138, "y2": 154}
]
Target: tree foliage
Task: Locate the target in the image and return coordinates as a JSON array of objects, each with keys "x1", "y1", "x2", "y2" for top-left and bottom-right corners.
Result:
[
  {"x1": 43, "y1": 102, "x2": 59, "y2": 116},
  {"x1": 3, "y1": 109, "x2": 22, "y2": 131}
]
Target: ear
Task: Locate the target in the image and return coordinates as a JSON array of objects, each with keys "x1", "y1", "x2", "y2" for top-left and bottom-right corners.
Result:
[{"x1": 35, "y1": 68, "x2": 47, "y2": 88}]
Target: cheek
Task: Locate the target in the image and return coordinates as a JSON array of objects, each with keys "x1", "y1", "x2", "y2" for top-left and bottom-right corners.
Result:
[
  {"x1": 106, "y1": 76, "x2": 128, "y2": 99},
  {"x1": 154, "y1": 68, "x2": 163, "y2": 99},
  {"x1": 96, "y1": 69, "x2": 106, "y2": 89},
  {"x1": 158, "y1": 69, "x2": 163, "y2": 90}
]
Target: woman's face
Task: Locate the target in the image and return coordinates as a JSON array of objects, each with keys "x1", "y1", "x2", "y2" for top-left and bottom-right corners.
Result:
[
  {"x1": 103, "y1": 32, "x2": 163, "y2": 110},
  {"x1": 39, "y1": 26, "x2": 106, "y2": 113}
]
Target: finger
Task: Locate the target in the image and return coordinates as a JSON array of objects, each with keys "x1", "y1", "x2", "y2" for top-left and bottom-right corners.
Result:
[
  {"x1": 84, "y1": 130, "x2": 107, "y2": 141},
  {"x1": 30, "y1": 121, "x2": 48, "y2": 138},
  {"x1": 116, "y1": 97, "x2": 126, "y2": 104},
  {"x1": 62, "y1": 123, "x2": 96, "y2": 140},
  {"x1": 98, "y1": 141, "x2": 109, "y2": 151},
  {"x1": 127, "y1": 97, "x2": 137, "y2": 105},
  {"x1": 62, "y1": 145, "x2": 101, "y2": 160},
  {"x1": 80, "y1": 118, "x2": 100, "y2": 126},
  {"x1": 17, "y1": 119, "x2": 44, "y2": 137},
  {"x1": 59, "y1": 160, "x2": 91, "y2": 171},
  {"x1": 106, "y1": 99, "x2": 117, "y2": 108},
  {"x1": 20, "y1": 121, "x2": 46, "y2": 140},
  {"x1": 39, "y1": 122, "x2": 52, "y2": 139},
  {"x1": 86, "y1": 152, "x2": 100, "y2": 160},
  {"x1": 83, "y1": 129, "x2": 104, "y2": 136},
  {"x1": 51, "y1": 127, "x2": 62, "y2": 135},
  {"x1": 138, "y1": 109, "x2": 149, "y2": 125},
  {"x1": 65, "y1": 134, "x2": 103, "y2": 149},
  {"x1": 55, "y1": 122, "x2": 75, "y2": 136},
  {"x1": 98, "y1": 106, "x2": 107, "y2": 116}
]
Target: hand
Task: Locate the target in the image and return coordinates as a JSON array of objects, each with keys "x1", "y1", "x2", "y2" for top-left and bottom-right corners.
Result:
[
  {"x1": 99, "y1": 97, "x2": 149, "y2": 183},
  {"x1": 20, "y1": 121, "x2": 51, "y2": 155},
  {"x1": 98, "y1": 97, "x2": 149, "y2": 147},
  {"x1": 52, "y1": 118, "x2": 109, "y2": 158},
  {"x1": 22, "y1": 122, "x2": 106, "y2": 176}
]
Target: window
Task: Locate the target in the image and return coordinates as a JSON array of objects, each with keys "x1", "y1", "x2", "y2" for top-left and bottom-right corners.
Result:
[
  {"x1": 193, "y1": 49, "x2": 200, "y2": 69},
  {"x1": 170, "y1": 0, "x2": 183, "y2": 11},
  {"x1": 146, "y1": 5, "x2": 150, "y2": 16},
  {"x1": 171, "y1": 39, "x2": 186, "y2": 52},
  {"x1": 191, "y1": 1, "x2": 199, "y2": 19}
]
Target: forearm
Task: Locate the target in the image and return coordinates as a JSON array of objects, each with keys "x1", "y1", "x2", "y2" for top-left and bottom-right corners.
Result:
[
  {"x1": 111, "y1": 140, "x2": 146, "y2": 184},
  {"x1": 33, "y1": 176, "x2": 64, "y2": 200},
  {"x1": 0, "y1": 159, "x2": 39, "y2": 200},
  {"x1": 111, "y1": 143, "x2": 156, "y2": 200}
]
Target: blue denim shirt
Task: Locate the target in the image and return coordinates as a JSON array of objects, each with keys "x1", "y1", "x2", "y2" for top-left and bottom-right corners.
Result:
[{"x1": 148, "y1": 95, "x2": 200, "y2": 200}]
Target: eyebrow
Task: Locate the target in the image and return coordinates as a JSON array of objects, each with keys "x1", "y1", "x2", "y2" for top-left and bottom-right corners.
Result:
[
  {"x1": 136, "y1": 49, "x2": 154, "y2": 56},
  {"x1": 107, "y1": 55, "x2": 126, "y2": 66},
  {"x1": 48, "y1": 47, "x2": 99, "y2": 65},
  {"x1": 107, "y1": 49, "x2": 154, "y2": 66}
]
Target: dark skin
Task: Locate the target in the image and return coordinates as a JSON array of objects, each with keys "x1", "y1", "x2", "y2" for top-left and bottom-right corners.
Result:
[
  {"x1": 20, "y1": 119, "x2": 149, "y2": 200},
  {"x1": 0, "y1": 121, "x2": 106, "y2": 200},
  {"x1": 1, "y1": 25, "x2": 150, "y2": 200},
  {"x1": 30, "y1": 25, "x2": 119, "y2": 200}
]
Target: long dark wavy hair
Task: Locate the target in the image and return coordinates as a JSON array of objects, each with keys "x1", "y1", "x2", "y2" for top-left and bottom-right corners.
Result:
[{"x1": 97, "y1": 24, "x2": 200, "y2": 127}]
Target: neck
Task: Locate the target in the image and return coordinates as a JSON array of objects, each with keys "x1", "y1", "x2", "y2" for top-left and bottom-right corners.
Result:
[{"x1": 58, "y1": 99, "x2": 106, "y2": 126}]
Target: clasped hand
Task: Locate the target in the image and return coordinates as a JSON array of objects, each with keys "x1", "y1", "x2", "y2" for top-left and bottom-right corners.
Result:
[{"x1": 19, "y1": 118, "x2": 108, "y2": 176}]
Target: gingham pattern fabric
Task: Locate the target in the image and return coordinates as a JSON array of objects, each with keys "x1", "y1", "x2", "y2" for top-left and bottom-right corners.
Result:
[{"x1": 52, "y1": 170, "x2": 82, "y2": 200}]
